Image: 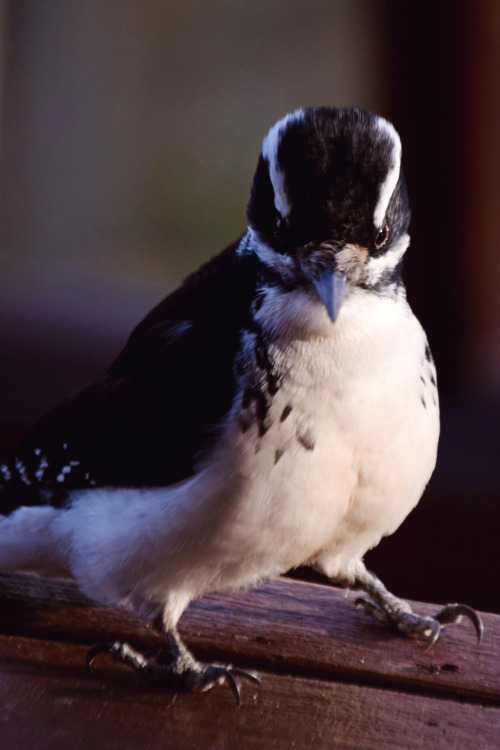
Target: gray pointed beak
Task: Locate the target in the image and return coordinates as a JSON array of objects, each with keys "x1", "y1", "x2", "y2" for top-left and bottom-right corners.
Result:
[{"x1": 312, "y1": 269, "x2": 346, "y2": 322}]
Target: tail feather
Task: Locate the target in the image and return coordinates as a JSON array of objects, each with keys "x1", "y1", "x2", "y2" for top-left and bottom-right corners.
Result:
[{"x1": 0, "y1": 505, "x2": 67, "y2": 575}]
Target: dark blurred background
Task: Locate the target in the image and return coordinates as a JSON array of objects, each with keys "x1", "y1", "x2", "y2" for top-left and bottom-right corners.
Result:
[{"x1": 0, "y1": 1, "x2": 498, "y2": 612}]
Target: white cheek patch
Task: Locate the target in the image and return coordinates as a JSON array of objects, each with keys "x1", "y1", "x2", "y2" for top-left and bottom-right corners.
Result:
[
  {"x1": 373, "y1": 117, "x2": 402, "y2": 228},
  {"x1": 364, "y1": 234, "x2": 409, "y2": 287},
  {"x1": 261, "y1": 109, "x2": 305, "y2": 219},
  {"x1": 240, "y1": 227, "x2": 295, "y2": 279}
]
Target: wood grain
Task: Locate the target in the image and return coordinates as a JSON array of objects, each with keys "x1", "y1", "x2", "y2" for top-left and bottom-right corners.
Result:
[
  {"x1": 1, "y1": 634, "x2": 499, "y2": 750},
  {"x1": 0, "y1": 572, "x2": 498, "y2": 703}
]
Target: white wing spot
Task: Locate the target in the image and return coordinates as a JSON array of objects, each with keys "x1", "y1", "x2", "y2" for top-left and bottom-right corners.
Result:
[
  {"x1": 14, "y1": 457, "x2": 31, "y2": 485},
  {"x1": 35, "y1": 456, "x2": 49, "y2": 482},
  {"x1": 1, "y1": 463, "x2": 12, "y2": 482}
]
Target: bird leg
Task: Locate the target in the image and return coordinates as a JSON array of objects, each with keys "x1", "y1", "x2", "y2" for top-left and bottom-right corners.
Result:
[
  {"x1": 352, "y1": 569, "x2": 483, "y2": 647},
  {"x1": 87, "y1": 619, "x2": 259, "y2": 705}
]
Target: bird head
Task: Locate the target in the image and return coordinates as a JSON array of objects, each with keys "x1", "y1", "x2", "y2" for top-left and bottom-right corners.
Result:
[{"x1": 246, "y1": 107, "x2": 410, "y2": 321}]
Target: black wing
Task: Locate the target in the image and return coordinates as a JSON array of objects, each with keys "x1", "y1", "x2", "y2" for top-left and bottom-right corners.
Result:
[{"x1": 1, "y1": 238, "x2": 259, "y2": 512}]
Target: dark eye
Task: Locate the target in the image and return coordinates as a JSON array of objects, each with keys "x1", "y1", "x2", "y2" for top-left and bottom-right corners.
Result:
[
  {"x1": 274, "y1": 214, "x2": 289, "y2": 250},
  {"x1": 275, "y1": 215, "x2": 289, "y2": 232},
  {"x1": 375, "y1": 224, "x2": 389, "y2": 250}
]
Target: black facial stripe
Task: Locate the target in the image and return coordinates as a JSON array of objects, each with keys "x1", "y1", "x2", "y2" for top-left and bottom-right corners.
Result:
[
  {"x1": 236, "y1": 282, "x2": 285, "y2": 439},
  {"x1": 359, "y1": 260, "x2": 403, "y2": 297},
  {"x1": 257, "y1": 262, "x2": 295, "y2": 292}
]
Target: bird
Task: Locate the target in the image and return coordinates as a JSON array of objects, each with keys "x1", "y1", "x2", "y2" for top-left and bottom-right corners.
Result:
[{"x1": 0, "y1": 107, "x2": 482, "y2": 702}]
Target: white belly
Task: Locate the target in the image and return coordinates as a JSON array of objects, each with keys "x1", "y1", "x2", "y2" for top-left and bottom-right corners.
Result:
[{"x1": 52, "y1": 287, "x2": 439, "y2": 617}]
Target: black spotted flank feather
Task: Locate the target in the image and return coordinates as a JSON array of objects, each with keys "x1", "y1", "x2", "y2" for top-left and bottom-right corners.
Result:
[{"x1": 0, "y1": 239, "x2": 260, "y2": 513}]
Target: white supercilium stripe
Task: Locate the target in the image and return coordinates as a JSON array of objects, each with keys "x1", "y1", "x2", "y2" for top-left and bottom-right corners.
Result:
[
  {"x1": 373, "y1": 117, "x2": 402, "y2": 228},
  {"x1": 261, "y1": 109, "x2": 305, "y2": 219}
]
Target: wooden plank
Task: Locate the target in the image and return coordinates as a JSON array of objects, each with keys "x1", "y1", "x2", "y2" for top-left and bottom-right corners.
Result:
[
  {"x1": 0, "y1": 572, "x2": 498, "y2": 703},
  {"x1": 0, "y1": 633, "x2": 499, "y2": 750}
]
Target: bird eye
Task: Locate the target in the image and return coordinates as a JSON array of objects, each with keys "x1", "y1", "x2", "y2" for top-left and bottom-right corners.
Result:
[
  {"x1": 374, "y1": 224, "x2": 389, "y2": 250},
  {"x1": 274, "y1": 214, "x2": 290, "y2": 251},
  {"x1": 275, "y1": 215, "x2": 289, "y2": 233}
]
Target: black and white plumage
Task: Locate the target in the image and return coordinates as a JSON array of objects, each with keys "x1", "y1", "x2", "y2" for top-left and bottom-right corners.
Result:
[{"x1": 0, "y1": 107, "x2": 481, "y2": 700}]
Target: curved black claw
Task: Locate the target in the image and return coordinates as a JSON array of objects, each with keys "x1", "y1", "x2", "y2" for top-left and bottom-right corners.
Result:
[
  {"x1": 433, "y1": 603, "x2": 484, "y2": 643},
  {"x1": 424, "y1": 619, "x2": 442, "y2": 650},
  {"x1": 229, "y1": 667, "x2": 261, "y2": 684},
  {"x1": 86, "y1": 642, "x2": 115, "y2": 671},
  {"x1": 204, "y1": 666, "x2": 242, "y2": 705},
  {"x1": 199, "y1": 665, "x2": 260, "y2": 707}
]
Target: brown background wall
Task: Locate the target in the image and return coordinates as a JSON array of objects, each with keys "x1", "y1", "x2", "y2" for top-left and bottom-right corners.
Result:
[{"x1": 0, "y1": 0, "x2": 498, "y2": 612}]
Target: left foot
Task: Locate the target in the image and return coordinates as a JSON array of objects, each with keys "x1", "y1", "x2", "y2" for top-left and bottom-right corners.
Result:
[
  {"x1": 353, "y1": 570, "x2": 483, "y2": 647},
  {"x1": 87, "y1": 640, "x2": 260, "y2": 704}
]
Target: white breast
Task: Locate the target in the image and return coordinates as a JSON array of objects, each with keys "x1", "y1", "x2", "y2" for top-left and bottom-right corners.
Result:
[{"x1": 213, "y1": 285, "x2": 440, "y2": 582}]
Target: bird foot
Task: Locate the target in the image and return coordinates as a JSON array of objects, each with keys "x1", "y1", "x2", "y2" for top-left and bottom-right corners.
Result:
[
  {"x1": 353, "y1": 571, "x2": 483, "y2": 648},
  {"x1": 87, "y1": 641, "x2": 260, "y2": 705}
]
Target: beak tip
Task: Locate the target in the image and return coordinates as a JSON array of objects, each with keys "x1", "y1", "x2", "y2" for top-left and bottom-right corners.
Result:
[
  {"x1": 324, "y1": 301, "x2": 337, "y2": 322},
  {"x1": 313, "y1": 270, "x2": 346, "y2": 322}
]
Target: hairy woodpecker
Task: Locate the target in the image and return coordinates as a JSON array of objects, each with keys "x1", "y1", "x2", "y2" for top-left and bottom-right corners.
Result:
[{"x1": 0, "y1": 107, "x2": 482, "y2": 702}]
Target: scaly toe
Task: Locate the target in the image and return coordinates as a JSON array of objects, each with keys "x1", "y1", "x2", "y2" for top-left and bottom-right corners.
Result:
[
  {"x1": 87, "y1": 640, "x2": 163, "y2": 676},
  {"x1": 354, "y1": 602, "x2": 445, "y2": 646},
  {"x1": 86, "y1": 641, "x2": 259, "y2": 704},
  {"x1": 355, "y1": 597, "x2": 391, "y2": 625},
  {"x1": 390, "y1": 611, "x2": 441, "y2": 643},
  {"x1": 87, "y1": 641, "x2": 114, "y2": 670}
]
